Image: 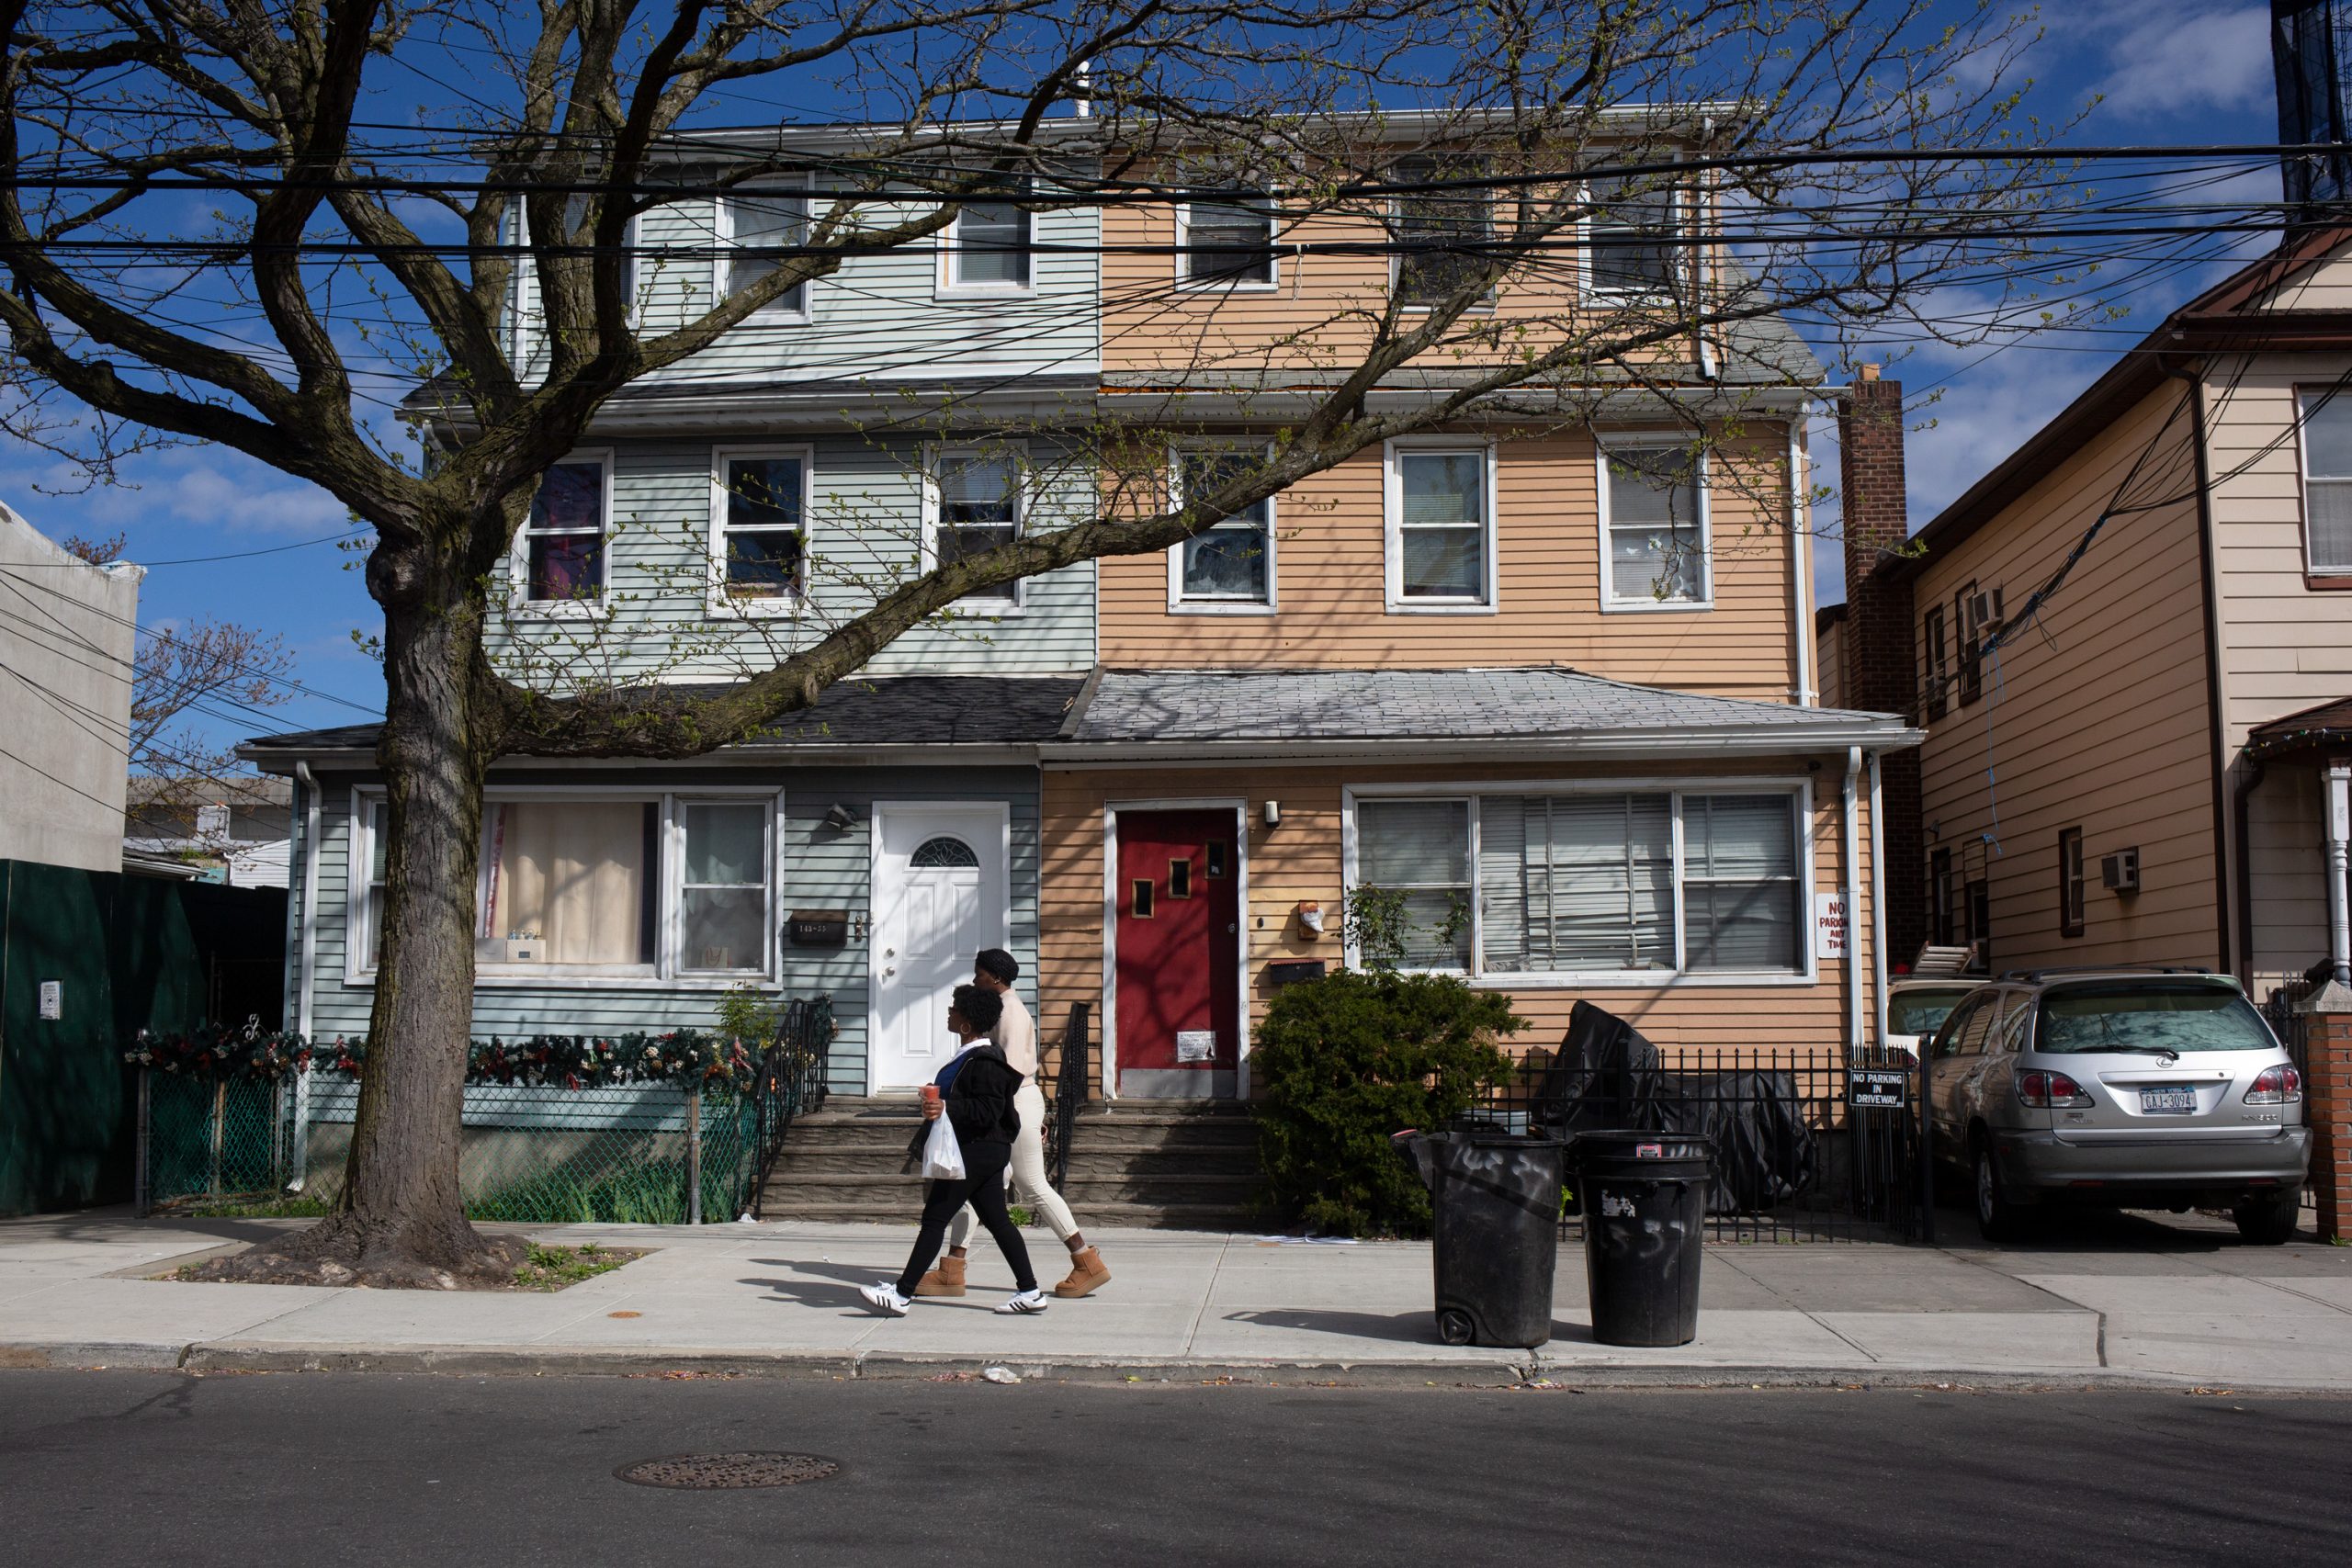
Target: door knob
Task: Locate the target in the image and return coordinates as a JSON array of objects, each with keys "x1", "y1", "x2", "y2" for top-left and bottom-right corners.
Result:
[{"x1": 884, "y1": 965, "x2": 896, "y2": 977}]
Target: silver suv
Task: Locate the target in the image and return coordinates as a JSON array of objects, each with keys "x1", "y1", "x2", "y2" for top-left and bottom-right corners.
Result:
[{"x1": 1925, "y1": 968, "x2": 2309, "y2": 1243}]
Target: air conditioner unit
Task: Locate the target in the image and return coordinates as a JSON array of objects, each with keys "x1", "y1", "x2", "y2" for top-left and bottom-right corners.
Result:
[
  {"x1": 1969, "y1": 586, "x2": 2007, "y2": 630},
  {"x1": 2100, "y1": 849, "x2": 2140, "y2": 894}
]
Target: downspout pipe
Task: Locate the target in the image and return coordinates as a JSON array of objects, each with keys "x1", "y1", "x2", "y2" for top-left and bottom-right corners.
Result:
[
  {"x1": 289, "y1": 760, "x2": 321, "y2": 1190},
  {"x1": 1790, "y1": 407, "x2": 1816, "y2": 707},
  {"x1": 2233, "y1": 756, "x2": 2266, "y2": 984},
  {"x1": 1845, "y1": 745, "x2": 1863, "y2": 1055},
  {"x1": 1868, "y1": 750, "x2": 1890, "y2": 1050}
]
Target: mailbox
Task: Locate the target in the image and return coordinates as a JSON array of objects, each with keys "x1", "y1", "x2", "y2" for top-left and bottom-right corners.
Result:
[{"x1": 788, "y1": 909, "x2": 851, "y2": 947}]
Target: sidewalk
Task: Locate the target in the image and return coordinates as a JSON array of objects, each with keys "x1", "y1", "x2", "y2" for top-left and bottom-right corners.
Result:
[{"x1": 5, "y1": 1208, "x2": 2351, "y2": 1390}]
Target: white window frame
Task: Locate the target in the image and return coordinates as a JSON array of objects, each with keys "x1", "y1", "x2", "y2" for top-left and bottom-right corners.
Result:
[
  {"x1": 715, "y1": 175, "x2": 815, "y2": 321},
  {"x1": 1383, "y1": 436, "x2": 1499, "y2": 614},
  {"x1": 1579, "y1": 175, "x2": 1687, "y2": 303},
  {"x1": 1340, "y1": 778, "x2": 1817, "y2": 988},
  {"x1": 2296, "y1": 384, "x2": 2352, "y2": 577},
  {"x1": 921, "y1": 442, "x2": 1029, "y2": 617},
  {"x1": 1165, "y1": 441, "x2": 1279, "y2": 615},
  {"x1": 707, "y1": 443, "x2": 816, "y2": 618},
  {"x1": 1596, "y1": 439, "x2": 1713, "y2": 613},
  {"x1": 508, "y1": 448, "x2": 615, "y2": 619},
  {"x1": 938, "y1": 187, "x2": 1036, "y2": 296},
  {"x1": 1174, "y1": 194, "x2": 1280, "y2": 292},
  {"x1": 344, "y1": 784, "x2": 785, "y2": 989}
]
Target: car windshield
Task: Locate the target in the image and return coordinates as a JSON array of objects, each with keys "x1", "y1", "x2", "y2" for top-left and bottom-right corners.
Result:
[
  {"x1": 2035, "y1": 983, "x2": 2277, "y2": 1055},
  {"x1": 1888, "y1": 986, "x2": 1973, "y2": 1038}
]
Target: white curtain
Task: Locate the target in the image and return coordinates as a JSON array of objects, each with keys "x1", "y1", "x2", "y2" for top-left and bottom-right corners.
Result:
[{"x1": 484, "y1": 802, "x2": 645, "y2": 964}]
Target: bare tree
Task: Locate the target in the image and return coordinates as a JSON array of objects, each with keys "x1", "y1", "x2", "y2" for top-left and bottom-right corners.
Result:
[{"x1": 0, "y1": 0, "x2": 2062, "y2": 1282}]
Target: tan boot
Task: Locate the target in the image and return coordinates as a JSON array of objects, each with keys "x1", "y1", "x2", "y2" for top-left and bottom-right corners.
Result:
[
  {"x1": 1052, "y1": 1247, "x2": 1110, "y2": 1299},
  {"x1": 911, "y1": 1255, "x2": 967, "y2": 1297}
]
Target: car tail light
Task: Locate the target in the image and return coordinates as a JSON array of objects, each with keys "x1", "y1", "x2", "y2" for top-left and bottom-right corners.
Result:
[
  {"x1": 2245, "y1": 1065, "x2": 2302, "y2": 1105},
  {"x1": 2018, "y1": 1070, "x2": 2093, "y2": 1109}
]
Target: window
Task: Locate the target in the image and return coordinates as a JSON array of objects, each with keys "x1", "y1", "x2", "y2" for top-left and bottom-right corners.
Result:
[
  {"x1": 1682, "y1": 795, "x2": 1801, "y2": 971},
  {"x1": 2058, "y1": 827, "x2": 2086, "y2": 939},
  {"x1": 1387, "y1": 445, "x2": 1493, "y2": 608},
  {"x1": 481, "y1": 801, "x2": 658, "y2": 968},
  {"x1": 520, "y1": 457, "x2": 608, "y2": 606},
  {"x1": 1601, "y1": 446, "x2": 1707, "y2": 605},
  {"x1": 1173, "y1": 449, "x2": 1274, "y2": 607},
  {"x1": 1587, "y1": 175, "x2": 1681, "y2": 295},
  {"x1": 1481, "y1": 795, "x2": 1673, "y2": 973},
  {"x1": 680, "y1": 802, "x2": 769, "y2": 973},
  {"x1": 1180, "y1": 195, "x2": 1276, "y2": 286},
  {"x1": 1929, "y1": 847, "x2": 1955, "y2": 946},
  {"x1": 1355, "y1": 798, "x2": 1475, "y2": 970},
  {"x1": 947, "y1": 193, "x2": 1031, "y2": 289},
  {"x1": 931, "y1": 450, "x2": 1023, "y2": 606},
  {"x1": 712, "y1": 447, "x2": 808, "y2": 605},
  {"x1": 1393, "y1": 155, "x2": 1492, "y2": 305},
  {"x1": 1921, "y1": 604, "x2": 1950, "y2": 722},
  {"x1": 720, "y1": 187, "x2": 810, "y2": 313},
  {"x1": 911, "y1": 836, "x2": 979, "y2": 868},
  {"x1": 1352, "y1": 788, "x2": 1811, "y2": 979},
  {"x1": 2301, "y1": 388, "x2": 2352, "y2": 574},
  {"x1": 360, "y1": 797, "x2": 388, "y2": 963},
  {"x1": 1956, "y1": 581, "x2": 1995, "y2": 705}
]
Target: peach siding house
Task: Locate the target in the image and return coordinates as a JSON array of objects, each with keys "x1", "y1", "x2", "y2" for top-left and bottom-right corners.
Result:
[{"x1": 1860, "y1": 230, "x2": 2352, "y2": 1006}]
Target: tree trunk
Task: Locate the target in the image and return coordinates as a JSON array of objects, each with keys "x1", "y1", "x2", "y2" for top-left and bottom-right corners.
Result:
[{"x1": 250, "y1": 548, "x2": 525, "y2": 1287}]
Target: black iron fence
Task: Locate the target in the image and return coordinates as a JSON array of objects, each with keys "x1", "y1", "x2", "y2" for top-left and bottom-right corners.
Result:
[
  {"x1": 744, "y1": 997, "x2": 835, "y2": 1219},
  {"x1": 1457, "y1": 1040, "x2": 1928, "y2": 1244},
  {"x1": 2262, "y1": 977, "x2": 2319, "y2": 1216},
  {"x1": 1044, "y1": 1001, "x2": 1092, "y2": 1191}
]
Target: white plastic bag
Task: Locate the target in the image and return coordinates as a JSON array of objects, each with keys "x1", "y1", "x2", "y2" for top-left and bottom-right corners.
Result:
[{"x1": 921, "y1": 1106, "x2": 967, "y2": 1181}]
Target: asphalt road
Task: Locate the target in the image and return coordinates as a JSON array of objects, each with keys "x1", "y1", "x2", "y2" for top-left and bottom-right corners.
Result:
[{"x1": 4, "y1": 1371, "x2": 2347, "y2": 1566}]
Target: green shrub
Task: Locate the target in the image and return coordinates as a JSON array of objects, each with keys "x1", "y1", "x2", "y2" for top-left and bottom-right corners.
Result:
[{"x1": 1251, "y1": 969, "x2": 1525, "y2": 1237}]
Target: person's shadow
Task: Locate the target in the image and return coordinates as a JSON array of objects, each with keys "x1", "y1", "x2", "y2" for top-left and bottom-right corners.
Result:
[
  {"x1": 741, "y1": 1258, "x2": 1016, "y2": 1314},
  {"x1": 1222, "y1": 1308, "x2": 1436, "y2": 1345}
]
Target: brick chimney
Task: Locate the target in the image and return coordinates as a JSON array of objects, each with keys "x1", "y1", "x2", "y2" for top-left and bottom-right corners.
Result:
[{"x1": 1838, "y1": 367, "x2": 1927, "y2": 966}]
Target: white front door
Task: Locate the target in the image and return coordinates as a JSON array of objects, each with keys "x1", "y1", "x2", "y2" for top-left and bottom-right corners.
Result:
[{"x1": 870, "y1": 804, "x2": 1010, "y2": 1093}]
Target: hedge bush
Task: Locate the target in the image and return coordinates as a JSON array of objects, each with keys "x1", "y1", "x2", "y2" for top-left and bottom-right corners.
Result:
[{"x1": 1251, "y1": 969, "x2": 1525, "y2": 1237}]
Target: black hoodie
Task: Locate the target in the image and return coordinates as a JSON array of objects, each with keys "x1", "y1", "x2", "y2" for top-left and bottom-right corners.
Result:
[{"x1": 903, "y1": 1041, "x2": 1023, "y2": 1168}]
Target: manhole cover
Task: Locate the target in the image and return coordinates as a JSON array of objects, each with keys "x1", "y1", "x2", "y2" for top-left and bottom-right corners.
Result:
[{"x1": 614, "y1": 1452, "x2": 838, "y2": 1490}]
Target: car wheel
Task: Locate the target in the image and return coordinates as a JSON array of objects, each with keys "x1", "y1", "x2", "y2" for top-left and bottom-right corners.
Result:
[
  {"x1": 1973, "y1": 1138, "x2": 2029, "y2": 1243},
  {"x1": 2233, "y1": 1189, "x2": 2301, "y2": 1246}
]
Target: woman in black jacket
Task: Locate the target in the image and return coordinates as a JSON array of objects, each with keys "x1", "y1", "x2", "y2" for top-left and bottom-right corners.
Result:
[{"x1": 862, "y1": 985, "x2": 1047, "y2": 1316}]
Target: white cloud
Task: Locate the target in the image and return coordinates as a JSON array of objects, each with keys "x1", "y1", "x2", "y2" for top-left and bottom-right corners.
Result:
[{"x1": 2070, "y1": 3, "x2": 2273, "y2": 122}]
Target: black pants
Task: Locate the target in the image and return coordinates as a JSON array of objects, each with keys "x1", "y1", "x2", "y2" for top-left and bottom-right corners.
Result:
[{"x1": 898, "y1": 1137, "x2": 1035, "y2": 1296}]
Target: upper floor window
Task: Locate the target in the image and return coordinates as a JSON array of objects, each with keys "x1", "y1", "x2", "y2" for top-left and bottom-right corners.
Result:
[
  {"x1": 2058, "y1": 826, "x2": 2086, "y2": 939},
  {"x1": 711, "y1": 446, "x2": 808, "y2": 610},
  {"x1": 2300, "y1": 387, "x2": 2352, "y2": 575},
  {"x1": 518, "y1": 454, "x2": 609, "y2": 610},
  {"x1": 1172, "y1": 448, "x2": 1275, "y2": 610},
  {"x1": 1179, "y1": 195, "x2": 1276, "y2": 287},
  {"x1": 1393, "y1": 155, "x2": 1492, "y2": 306},
  {"x1": 946, "y1": 192, "x2": 1032, "y2": 290},
  {"x1": 931, "y1": 448, "x2": 1023, "y2": 606},
  {"x1": 1920, "y1": 604, "x2": 1950, "y2": 722},
  {"x1": 1600, "y1": 446, "x2": 1708, "y2": 608},
  {"x1": 1587, "y1": 175, "x2": 1682, "y2": 296},
  {"x1": 1385, "y1": 442, "x2": 1494, "y2": 610},
  {"x1": 720, "y1": 186, "x2": 811, "y2": 313}
]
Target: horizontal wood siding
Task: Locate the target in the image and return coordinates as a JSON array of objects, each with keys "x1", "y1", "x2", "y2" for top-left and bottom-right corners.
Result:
[
  {"x1": 487, "y1": 435, "x2": 1096, "y2": 680},
  {"x1": 1037, "y1": 755, "x2": 1879, "y2": 1094},
  {"x1": 1912, "y1": 384, "x2": 2221, "y2": 973},
  {"x1": 300, "y1": 765, "x2": 1041, "y2": 1098},
  {"x1": 1095, "y1": 431, "x2": 1801, "y2": 702}
]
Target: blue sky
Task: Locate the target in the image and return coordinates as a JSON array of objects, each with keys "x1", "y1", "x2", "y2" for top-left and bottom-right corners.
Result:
[{"x1": 0, "y1": 1, "x2": 2289, "y2": 753}]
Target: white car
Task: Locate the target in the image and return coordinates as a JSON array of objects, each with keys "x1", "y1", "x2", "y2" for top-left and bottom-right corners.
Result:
[{"x1": 1885, "y1": 977, "x2": 1976, "y2": 1057}]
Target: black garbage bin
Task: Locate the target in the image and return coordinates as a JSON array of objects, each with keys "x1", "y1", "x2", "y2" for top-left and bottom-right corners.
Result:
[
  {"x1": 1576, "y1": 1130, "x2": 1709, "y2": 1348},
  {"x1": 1396, "y1": 1130, "x2": 1565, "y2": 1348}
]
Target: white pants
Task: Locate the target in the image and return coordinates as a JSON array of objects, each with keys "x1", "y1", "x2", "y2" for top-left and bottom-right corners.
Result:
[{"x1": 949, "y1": 1082, "x2": 1078, "y2": 1247}]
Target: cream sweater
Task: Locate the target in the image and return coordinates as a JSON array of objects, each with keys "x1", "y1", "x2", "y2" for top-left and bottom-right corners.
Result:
[{"x1": 996, "y1": 987, "x2": 1038, "y2": 1081}]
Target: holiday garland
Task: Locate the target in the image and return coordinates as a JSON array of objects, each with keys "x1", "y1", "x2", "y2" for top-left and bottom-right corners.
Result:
[{"x1": 127, "y1": 1025, "x2": 760, "y2": 1089}]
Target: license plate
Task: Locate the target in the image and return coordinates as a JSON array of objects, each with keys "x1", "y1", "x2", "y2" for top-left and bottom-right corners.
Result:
[{"x1": 2140, "y1": 1089, "x2": 2198, "y2": 1114}]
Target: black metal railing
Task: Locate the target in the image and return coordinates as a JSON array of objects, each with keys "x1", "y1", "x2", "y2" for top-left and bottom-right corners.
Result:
[
  {"x1": 2263, "y1": 976, "x2": 2318, "y2": 1215},
  {"x1": 1044, "y1": 1000, "x2": 1091, "y2": 1192},
  {"x1": 1459, "y1": 1039, "x2": 1927, "y2": 1244},
  {"x1": 744, "y1": 995, "x2": 834, "y2": 1220}
]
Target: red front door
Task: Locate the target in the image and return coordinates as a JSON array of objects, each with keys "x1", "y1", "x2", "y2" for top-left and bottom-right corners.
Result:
[{"x1": 1114, "y1": 809, "x2": 1240, "y2": 1098}]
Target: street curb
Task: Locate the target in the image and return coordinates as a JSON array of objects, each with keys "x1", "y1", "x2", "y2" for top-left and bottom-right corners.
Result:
[{"x1": 5, "y1": 1339, "x2": 2335, "y2": 1393}]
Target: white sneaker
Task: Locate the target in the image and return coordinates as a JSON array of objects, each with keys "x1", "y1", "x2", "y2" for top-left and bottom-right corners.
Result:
[
  {"x1": 995, "y1": 1288, "x2": 1049, "y2": 1315},
  {"x1": 860, "y1": 1280, "x2": 910, "y2": 1317}
]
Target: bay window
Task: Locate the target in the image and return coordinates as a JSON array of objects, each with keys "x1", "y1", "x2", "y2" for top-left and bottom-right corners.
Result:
[
  {"x1": 1601, "y1": 446, "x2": 1708, "y2": 606},
  {"x1": 1349, "y1": 787, "x2": 1810, "y2": 979}
]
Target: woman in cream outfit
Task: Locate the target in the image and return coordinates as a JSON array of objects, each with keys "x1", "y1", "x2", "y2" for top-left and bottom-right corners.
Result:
[{"x1": 914, "y1": 949, "x2": 1111, "y2": 1300}]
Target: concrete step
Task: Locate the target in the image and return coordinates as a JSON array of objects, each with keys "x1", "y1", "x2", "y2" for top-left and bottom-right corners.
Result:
[
  {"x1": 1060, "y1": 1201, "x2": 1258, "y2": 1231},
  {"x1": 1064, "y1": 1114, "x2": 1259, "y2": 1151},
  {"x1": 766, "y1": 1145, "x2": 919, "y2": 1176},
  {"x1": 1059, "y1": 1173, "x2": 1262, "y2": 1207},
  {"x1": 759, "y1": 1171, "x2": 928, "y2": 1207},
  {"x1": 753, "y1": 1201, "x2": 921, "y2": 1224},
  {"x1": 1061, "y1": 1144, "x2": 1262, "y2": 1179}
]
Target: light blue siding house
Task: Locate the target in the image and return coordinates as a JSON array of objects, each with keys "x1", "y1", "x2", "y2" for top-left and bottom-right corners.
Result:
[{"x1": 248, "y1": 132, "x2": 1102, "y2": 1097}]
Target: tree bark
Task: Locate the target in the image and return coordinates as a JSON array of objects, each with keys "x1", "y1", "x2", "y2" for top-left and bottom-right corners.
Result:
[{"x1": 262, "y1": 537, "x2": 526, "y2": 1286}]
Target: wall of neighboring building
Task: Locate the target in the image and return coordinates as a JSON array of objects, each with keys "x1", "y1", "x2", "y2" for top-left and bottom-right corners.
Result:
[
  {"x1": 1036, "y1": 750, "x2": 1881, "y2": 1094},
  {"x1": 0, "y1": 506, "x2": 141, "y2": 875},
  {"x1": 2199, "y1": 350, "x2": 2352, "y2": 990},
  {"x1": 1910, "y1": 382, "x2": 2219, "y2": 973},
  {"x1": 1815, "y1": 606, "x2": 1848, "y2": 709},
  {"x1": 1093, "y1": 428, "x2": 1805, "y2": 704}
]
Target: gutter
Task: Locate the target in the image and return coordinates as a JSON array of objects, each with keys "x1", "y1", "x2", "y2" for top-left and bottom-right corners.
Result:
[
  {"x1": 1790, "y1": 406, "x2": 1816, "y2": 706},
  {"x1": 1039, "y1": 728, "x2": 1922, "y2": 767},
  {"x1": 289, "y1": 761, "x2": 321, "y2": 1191},
  {"x1": 1844, "y1": 746, "x2": 1863, "y2": 1055},
  {"x1": 2182, "y1": 365, "x2": 2236, "y2": 977},
  {"x1": 1868, "y1": 750, "x2": 1890, "y2": 1049}
]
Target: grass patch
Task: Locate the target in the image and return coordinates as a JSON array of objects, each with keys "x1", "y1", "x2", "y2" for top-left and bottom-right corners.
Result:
[
  {"x1": 513, "y1": 1241, "x2": 638, "y2": 1292},
  {"x1": 176, "y1": 1193, "x2": 335, "y2": 1219}
]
